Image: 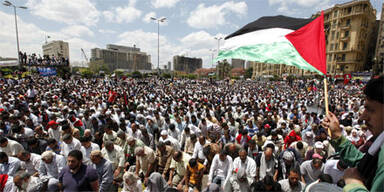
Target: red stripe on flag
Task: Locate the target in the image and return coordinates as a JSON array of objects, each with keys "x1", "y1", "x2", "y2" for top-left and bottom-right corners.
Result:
[{"x1": 285, "y1": 11, "x2": 327, "y2": 75}]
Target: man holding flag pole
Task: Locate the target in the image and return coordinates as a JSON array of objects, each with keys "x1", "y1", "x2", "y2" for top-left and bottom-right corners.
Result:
[{"x1": 214, "y1": 9, "x2": 384, "y2": 191}]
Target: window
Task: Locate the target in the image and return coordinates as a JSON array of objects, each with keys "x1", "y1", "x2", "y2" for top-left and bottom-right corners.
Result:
[
  {"x1": 334, "y1": 10, "x2": 338, "y2": 17},
  {"x1": 347, "y1": 7, "x2": 352, "y2": 14},
  {"x1": 343, "y1": 42, "x2": 348, "y2": 50},
  {"x1": 336, "y1": 43, "x2": 339, "y2": 50},
  {"x1": 341, "y1": 54, "x2": 346, "y2": 61},
  {"x1": 344, "y1": 31, "x2": 349, "y2": 37},
  {"x1": 330, "y1": 44, "x2": 334, "y2": 50},
  {"x1": 331, "y1": 31, "x2": 335, "y2": 40},
  {"x1": 346, "y1": 19, "x2": 351, "y2": 26}
]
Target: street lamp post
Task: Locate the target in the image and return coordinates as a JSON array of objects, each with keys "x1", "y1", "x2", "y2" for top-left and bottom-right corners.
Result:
[
  {"x1": 150, "y1": 16, "x2": 166, "y2": 76},
  {"x1": 3, "y1": 1, "x2": 27, "y2": 67},
  {"x1": 209, "y1": 49, "x2": 216, "y2": 69},
  {"x1": 214, "y1": 37, "x2": 222, "y2": 80}
]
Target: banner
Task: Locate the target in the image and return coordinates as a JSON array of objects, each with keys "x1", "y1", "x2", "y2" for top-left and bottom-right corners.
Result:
[
  {"x1": 0, "y1": 60, "x2": 18, "y2": 67},
  {"x1": 38, "y1": 67, "x2": 57, "y2": 76}
]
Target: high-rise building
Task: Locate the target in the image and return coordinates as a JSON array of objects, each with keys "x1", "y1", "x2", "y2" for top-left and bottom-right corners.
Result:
[
  {"x1": 42, "y1": 40, "x2": 70, "y2": 60},
  {"x1": 173, "y1": 55, "x2": 202, "y2": 73},
  {"x1": 231, "y1": 59, "x2": 245, "y2": 68},
  {"x1": 318, "y1": 0, "x2": 377, "y2": 74},
  {"x1": 90, "y1": 44, "x2": 151, "y2": 72},
  {"x1": 374, "y1": 3, "x2": 384, "y2": 74}
]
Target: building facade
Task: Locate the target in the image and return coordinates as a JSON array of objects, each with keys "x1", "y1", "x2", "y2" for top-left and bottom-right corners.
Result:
[
  {"x1": 90, "y1": 44, "x2": 151, "y2": 72},
  {"x1": 231, "y1": 59, "x2": 245, "y2": 68},
  {"x1": 320, "y1": 0, "x2": 377, "y2": 74},
  {"x1": 173, "y1": 55, "x2": 202, "y2": 73},
  {"x1": 374, "y1": 3, "x2": 384, "y2": 75},
  {"x1": 42, "y1": 40, "x2": 70, "y2": 60}
]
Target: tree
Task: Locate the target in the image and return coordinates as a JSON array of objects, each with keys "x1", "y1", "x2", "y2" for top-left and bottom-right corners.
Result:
[
  {"x1": 216, "y1": 60, "x2": 232, "y2": 80},
  {"x1": 245, "y1": 67, "x2": 253, "y2": 78},
  {"x1": 131, "y1": 71, "x2": 142, "y2": 78},
  {"x1": 162, "y1": 73, "x2": 172, "y2": 79},
  {"x1": 79, "y1": 68, "x2": 94, "y2": 78}
]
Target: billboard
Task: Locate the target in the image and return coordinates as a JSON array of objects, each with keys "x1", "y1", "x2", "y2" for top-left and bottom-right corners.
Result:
[{"x1": 38, "y1": 67, "x2": 57, "y2": 76}]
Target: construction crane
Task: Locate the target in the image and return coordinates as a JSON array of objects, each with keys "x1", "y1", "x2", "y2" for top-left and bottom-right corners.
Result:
[{"x1": 81, "y1": 48, "x2": 88, "y2": 67}]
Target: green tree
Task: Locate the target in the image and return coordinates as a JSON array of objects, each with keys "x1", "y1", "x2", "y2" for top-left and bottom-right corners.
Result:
[
  {"x1": 162, "y1": 73, "x2": 172, "y2": 79},
  {"x1": 216, "y1": 60, "x2": 232, "y2": 80},
  {"x1": 245, "y1": 67, "x2": 253, "y2": 78},
  {"x1": 131, "y1": 71, "x2": 142, "y2": 78}
]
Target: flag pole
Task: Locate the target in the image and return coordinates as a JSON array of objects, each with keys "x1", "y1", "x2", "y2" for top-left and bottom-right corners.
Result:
[{"x1": 324, "y1": 77, "x2": 331, "y2": 136}]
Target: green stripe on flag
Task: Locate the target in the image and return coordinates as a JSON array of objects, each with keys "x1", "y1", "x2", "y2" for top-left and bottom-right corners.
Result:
[{"x1": 214, "y1": 41, "x2": 324, "y2": 75}]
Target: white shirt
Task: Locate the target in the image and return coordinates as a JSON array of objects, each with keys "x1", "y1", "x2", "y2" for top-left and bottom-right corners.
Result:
[
  {"x1": 48, "y1": 128, "x2": 61, "y2": 142},
  {"x1": 208, "y1": 154, "x2": 233, "y2": 183},
  {"x1": 0, "y1": 140, "x2": 24, "y2": 156},
  {"x1": 39, "y1": 153, "x2": 66, "y2": 179},
  {"x1": 101, "y1": 145, "x2": 125, "y2": 170},
  {"x1": 192, "y1": 141, "x2": 208, "y2": 165},
  {"x1": 0, "y1": 157, "x2": 21, "y2": 176},
  {"x1": 232, "y1": 156, "x2": 257, "y2": 184},
  {"x1": 61, "y1": 138, "x2": 82, "y2": 158},
  {"x1": 20, "y1": 153, "x2": 41, "y2": 175},
  {"x1": 323, "y1": 160, "x2": 344, "y2": 184},
  {"x1": 81, "y1": 143, "x2": 100, "y2": 166}
]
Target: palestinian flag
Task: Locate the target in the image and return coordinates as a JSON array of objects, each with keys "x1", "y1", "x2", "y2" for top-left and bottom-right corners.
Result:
[{"x1": 215, "y1": 11, "x2": 326, "y2": 75}]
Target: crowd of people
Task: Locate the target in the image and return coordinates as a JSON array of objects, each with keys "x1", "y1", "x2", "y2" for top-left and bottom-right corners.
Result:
[
  {"x1": 19, "y1": 52, "x2": 69, "y2": 66},
  {"x1": 0, "y1": 74, "x2": 382, "y2": 192}
]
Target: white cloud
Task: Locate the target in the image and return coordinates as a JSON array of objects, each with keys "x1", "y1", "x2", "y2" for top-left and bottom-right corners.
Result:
[
  {"x1": 377, "y1": 11, "x2": 382, "y2": 20},
  {"x1": 61, "y1": 25, "x2": 94, "y2": 37},
  {"x1": 102, "y1": 1, "x2": 142, "y2": 24},
  {"x1": 98, "y1": 29, "x2": 117, "y2": 34},
  {"x1": 180, "y1": 31, "x2": 216, "y2": 49},
  {"x1": 268, "y1": 0, "x2": 331, "y2": 14},
  {"x1": 143, "y1": 12, "x2": 156, "y2": 23},
  {"x1": 187, "y1": 1, "x2": 247, "y2": 29},
  {"x1": 151, "y1": 0, "x2": 181, "y2": 8},
  {"x1": 26, "y1": 0, "x2": 100, "y2": 26}
]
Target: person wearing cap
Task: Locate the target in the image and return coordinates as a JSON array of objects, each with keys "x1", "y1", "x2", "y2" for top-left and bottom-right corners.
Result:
[
  {"x1": 305, "y1": 141, "x2": 327, "y2": 161},
  {"x1": 159, "y1": 129, "x2": 180, "y2": 150},
  {"x1": 300, "y1": 154, "x2": 324, "y2": 184},
  {"x1": 90, "y1": 150, "x2": 113, "y2": 192},
  {"x1": 47, "y1": 120, "x2": 60, "y2": 141}
]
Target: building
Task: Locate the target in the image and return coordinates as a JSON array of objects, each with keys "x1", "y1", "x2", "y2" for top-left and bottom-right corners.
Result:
[
  {"x1": 319, "y1": 0, "x2": 377, "y2": 74},
  {"x1": 90, "y1": 44, "x2": 151, "y2": 72},
  {"x1": 42, "y1": 40, "x2": 70, "y2": 60},
  {"x1": 173, "y1": 55, "x2": 202, "y2": 73},
  {"x1": 374, "y1": 3, "x2": 384, "y2": 75},
  {"x1": 231, "y1": 59, "x2": 245, "y2": 68}
]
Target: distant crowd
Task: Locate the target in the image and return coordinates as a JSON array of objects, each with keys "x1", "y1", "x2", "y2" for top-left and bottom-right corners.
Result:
[{"x1": 19, "y1": 51, "x2": 69, "y2": 66}]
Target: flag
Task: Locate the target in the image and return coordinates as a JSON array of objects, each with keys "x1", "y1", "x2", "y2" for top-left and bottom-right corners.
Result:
[{"x1": 215, "y1": 11, "x2": 326, "y2": 75}]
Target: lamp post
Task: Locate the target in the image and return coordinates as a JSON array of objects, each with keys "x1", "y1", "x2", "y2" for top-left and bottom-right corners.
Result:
[
  {"x1": 209, "y1": 49, "x2": 216, "y2": 69},
  {"x1": 214, "y1": 37, "x2": 222, "y2": 80},
  {"x1": 3, "y1": 1, "x2": 27, "y2": 67},
  {"x1": 150, "y1": 16, "x2": 166, "y2": 75}
]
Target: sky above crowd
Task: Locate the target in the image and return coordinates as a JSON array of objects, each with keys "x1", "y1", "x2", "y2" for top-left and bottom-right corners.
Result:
[{"x1": 0, "y1": 0, "x2": 382, "y2": 68}]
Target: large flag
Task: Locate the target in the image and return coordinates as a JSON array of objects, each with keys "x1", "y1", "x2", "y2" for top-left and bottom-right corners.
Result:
[{"x1": 215, "y1": 11, "x2": 326, "y2": 75}]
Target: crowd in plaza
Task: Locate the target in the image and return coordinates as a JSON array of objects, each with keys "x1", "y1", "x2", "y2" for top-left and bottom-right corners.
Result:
[
  {"x1": 0, "y1": 74, "x2": 381, "y2": 192},
  {"x1": 19, "y1": 52, "x2": 69, "y2": 66}
]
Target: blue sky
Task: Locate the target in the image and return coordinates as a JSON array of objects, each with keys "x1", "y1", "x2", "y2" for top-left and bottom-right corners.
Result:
[{"x1": 0, "y1": 0, "x2": 382, "y2": 68}]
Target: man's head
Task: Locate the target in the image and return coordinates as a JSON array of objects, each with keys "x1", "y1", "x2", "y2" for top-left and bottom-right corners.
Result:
[
  {"x1": 67, "y1": 150, "x2": 83, "y2": 172},
  {"x1": 239, "y1": 149, "x2": 247, "y2": 163},
  {"x1": 361, "y1": 76, "x2": 384, "y2": 137},
  {"x1": 312, "y1": 157, "x2": 323, "y2": 170},
  {"x1": 0, "y1": 152, "x2": 8, "y2": 164},
  {"x1": 219, "y1": 150, "x2": 227, "y2": 162},
  {"x1": 188, "y1": 158, "x2": 198, "y2": 168},
  {"x1": 41, "y1": 151, "x2": 54, "y2": 164},
  {"x1": 288, "y1": 168, "x2": 301, "y2": 187},
  {"x1": 134, "y1": 146, "x2": 145, "y2": 157},
  {"x1": 13, "y1": 171, "x2": 30, "y2": 190},
  {"x1": 105, "y1": 141, "x2": 114, "y2": 152},
  {"x1": 198, "y1": 135, "x2": 206, "y2": 145},
  {"x1": 336, "y1": 159, "x2": 348, "y2": 171},
  {"x1": 157, "y1": 142, "x2": 166, "y2": 152},
  {"x1": 80, "y1": 136, "x2": 91, "y2": 148},
  {"x1": 63, "y1": 134, "x2": 73, "y2": 144},
  {"x1": 264, "y1": 144, "x2": 274, "y2": 161},
  {"x1": 172, "y1": 151, "x2": 183, "y2": 162},
  {"x1": 17, "y1": 151, "x2": 31, "y2": 162},
  {"x1": 0, "y1": 137, "x2": 8, "y2": 148},
  {"x1": 90, "y1": 150, "x2": 103, "y2": 165}
]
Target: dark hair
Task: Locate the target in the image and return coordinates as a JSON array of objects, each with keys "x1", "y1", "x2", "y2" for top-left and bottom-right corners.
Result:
[
  {"x1": 337, "y1": 159, "x2": 348, "y2": 169},
  {"x1": 318, "y1": 174, "x2": 333, "y2": 183},
  {"x1": 174, "y1": 151, "x2": 182, "y2": 160},
  {"x1": 265, "y1": 143, "x2": 275, "y2": 151},
  {"x1": 27, "y1": 138, "x2": 38, "y2": 145},
  {"x1": 61, "y1": 124, "x2": 71, "y2": 131},
  {"x1": 157, "y1": 141, "x2": 165, "y2": 149},
  {"x1": 289, "y1": 166, "x2": 301, "y2": 177},
  {"x1": 263, "y1": 175, "x2": 275, "y2": 186},
  {"x1": 47, "y1": 138, "x2": 57, "y2": 145},
  {"x1": 189, "y1": 158, "x2": 197, "y2": 168},
  {"x1": 0, "y1": 137, "x2": 8, "y2": 144},
  {"x1": 296, "y1": 141, "x2": 303, "y2": 150},
  {"x1": 0, "y1": 152, "x2": 7, "y2": 159},
  {"x1": 364, "y1": 76, "x2": 384, "y2": 104},
  {"x1": 68, "y1": 150, "x2": 83, "y2": 161},
  {"x1": 79, "y1": 136, "x2": 91, "y2": 143}
]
